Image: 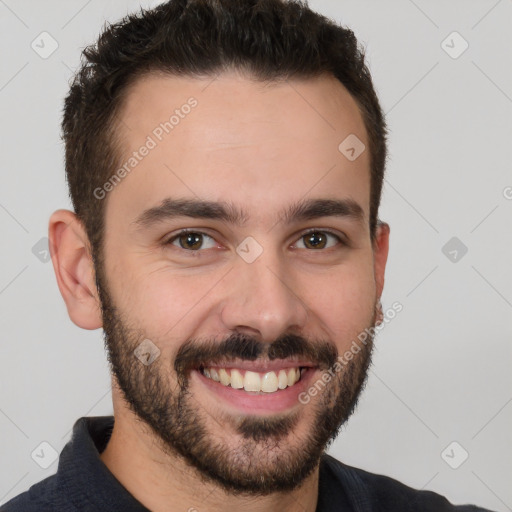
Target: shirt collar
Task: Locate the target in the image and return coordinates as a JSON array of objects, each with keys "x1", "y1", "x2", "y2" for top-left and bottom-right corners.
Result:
[
  {"x1": 56, "y1": 415, "x2": 149, "y2": 511},
  {"x1": 58, "y1": 415, "x2": 366, "y2": 512}
]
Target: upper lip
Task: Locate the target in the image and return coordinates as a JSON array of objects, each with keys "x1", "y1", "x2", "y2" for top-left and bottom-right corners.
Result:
[{"x1": 198, "y1": 358, "x2": 317, "y2": 373}]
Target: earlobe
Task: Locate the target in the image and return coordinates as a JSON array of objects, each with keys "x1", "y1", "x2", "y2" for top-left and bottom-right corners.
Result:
[
  {"x1": 373, "y1": 221, "x2": 390, "y2": 300},
  {"x1": 48, "y1": 209, "x2": 103, "y2": 330}
]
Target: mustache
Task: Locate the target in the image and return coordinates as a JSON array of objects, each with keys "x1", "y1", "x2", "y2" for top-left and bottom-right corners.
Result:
[{"x1": 174, "y1": 332, "x2": 338, "y2": 380}]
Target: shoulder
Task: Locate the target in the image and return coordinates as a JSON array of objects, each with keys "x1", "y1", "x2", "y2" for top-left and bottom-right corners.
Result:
[
  {"x1": 0, "y1": 474, "x2": 70, "y2": 512},
  {"x1": 321, "y1": 454, "x2": 494, "y2": 512}
]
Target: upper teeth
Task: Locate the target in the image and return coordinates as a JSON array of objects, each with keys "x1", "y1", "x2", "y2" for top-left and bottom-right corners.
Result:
[{"x1": 201, "y1": 367, "x2": 302, "y2": 393}]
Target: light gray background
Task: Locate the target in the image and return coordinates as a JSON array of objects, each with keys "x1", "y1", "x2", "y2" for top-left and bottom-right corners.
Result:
[{"x1": 1, "y1": 0, "x2": 511, "y2": 510}]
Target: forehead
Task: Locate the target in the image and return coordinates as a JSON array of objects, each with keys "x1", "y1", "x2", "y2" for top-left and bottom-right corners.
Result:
[{"x1": 107, "y1": 70, "x2": 370, "y2": 228}]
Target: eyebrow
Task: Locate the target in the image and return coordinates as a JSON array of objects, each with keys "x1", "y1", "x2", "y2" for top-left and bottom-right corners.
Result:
[{"x1": 132, "y1": 197, "x2": 365, "y2": 230}]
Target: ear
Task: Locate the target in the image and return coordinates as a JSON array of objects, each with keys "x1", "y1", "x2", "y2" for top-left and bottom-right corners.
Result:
[
  {"x1": 48, "y1": 209, "x2": 103, "y2": 330},
  {"x1": 372, "y1": 221, "x2": 390, "y2": 300}
]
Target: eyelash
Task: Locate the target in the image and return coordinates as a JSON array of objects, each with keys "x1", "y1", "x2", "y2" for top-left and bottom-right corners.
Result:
[{"x1": 164, "y1": 228, "x2": 346, "y2": 256}]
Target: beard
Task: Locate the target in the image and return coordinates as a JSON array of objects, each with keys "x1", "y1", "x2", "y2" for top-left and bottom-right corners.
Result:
[{"x1": 95, "y1": 262, "x2": 377, "y2": 496}]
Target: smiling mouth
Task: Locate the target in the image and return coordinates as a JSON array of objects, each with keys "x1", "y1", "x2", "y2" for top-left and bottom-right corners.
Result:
[{"x1": 198, "y1": 366, "x2": 310, "y2": 393}]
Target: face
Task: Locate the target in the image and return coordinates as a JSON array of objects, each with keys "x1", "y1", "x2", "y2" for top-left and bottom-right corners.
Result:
[{"x1": 96, "y1": 71, "x2": 388, "y2": 495}]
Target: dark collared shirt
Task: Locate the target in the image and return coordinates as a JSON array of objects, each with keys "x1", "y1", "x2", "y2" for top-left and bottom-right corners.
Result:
[{"x1": 1, "y1": 416, "x2": 494, "y2": 511}]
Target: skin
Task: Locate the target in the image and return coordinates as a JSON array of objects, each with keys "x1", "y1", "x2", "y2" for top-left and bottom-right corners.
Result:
[{"x1": 49, "y1": 70, "x2": 390, "y2": 512}]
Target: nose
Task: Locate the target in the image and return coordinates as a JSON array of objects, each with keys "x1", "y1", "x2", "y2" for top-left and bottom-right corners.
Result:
[{"x1": 219, "y1": 254, "x2": 309, "y2": 342}]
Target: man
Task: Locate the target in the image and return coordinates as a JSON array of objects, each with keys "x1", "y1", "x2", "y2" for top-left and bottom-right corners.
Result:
[{"x1": 1, "y1": 0, "x2": 495, "y2": 511}]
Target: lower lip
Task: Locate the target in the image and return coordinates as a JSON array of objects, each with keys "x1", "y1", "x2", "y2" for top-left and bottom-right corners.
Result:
[{"x1": 192, "y1": 368, "x2": 317, "y2": 414}]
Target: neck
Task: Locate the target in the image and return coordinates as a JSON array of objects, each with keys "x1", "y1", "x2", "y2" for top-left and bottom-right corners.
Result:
[{"x1": 99, "y1": 408, "x2": 320, "y2": 512}]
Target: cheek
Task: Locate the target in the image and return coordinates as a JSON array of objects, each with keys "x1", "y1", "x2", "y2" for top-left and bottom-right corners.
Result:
[
  {"x1": 105, "y1": 240, "x2": 377, "y2": 351},
  {"x1": 298, "y1": 260, "x2": 376, "y2": 343},
  {"x1": 107, "y1": 258, "x2": 219, "y2": 340}
]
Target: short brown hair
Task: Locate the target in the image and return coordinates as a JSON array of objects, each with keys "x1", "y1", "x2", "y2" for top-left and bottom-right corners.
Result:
[{"x1": 62, "y1": 0, "x2": 387, "y2": 270}]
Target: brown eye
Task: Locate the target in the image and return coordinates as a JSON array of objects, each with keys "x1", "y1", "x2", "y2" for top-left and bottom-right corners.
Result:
[
  {"x1": 168, "y1": 231, "x2": 217, "y2": 251},
  {"x1": 304, "y1": 232, "x2": 327, "y2": 249},
  {"x1": 178, "y1": 232, "x2": 203, "y2": 250},
  {"x1": 296, "y1": 231, "x2": 342, "y2": 250}
]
